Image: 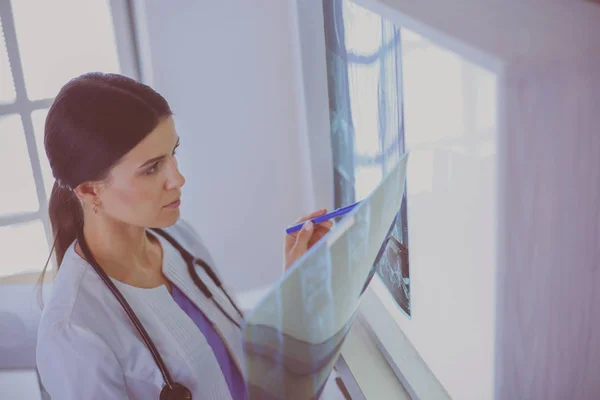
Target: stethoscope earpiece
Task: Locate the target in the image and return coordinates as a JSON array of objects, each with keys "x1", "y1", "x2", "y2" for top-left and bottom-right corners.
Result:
[{"x1": 160, "y1": 382, "x2": 192, "y2": 400}]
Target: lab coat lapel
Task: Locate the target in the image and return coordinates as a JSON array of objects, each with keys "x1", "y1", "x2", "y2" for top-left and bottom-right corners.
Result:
[{"x1": 161, "y1": 238, "x2": 246, "y2": 378}]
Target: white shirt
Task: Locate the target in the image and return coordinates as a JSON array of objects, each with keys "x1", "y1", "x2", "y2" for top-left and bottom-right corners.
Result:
[{"x1": 36, "y1": 219, "x2": 245, "y2": 399}]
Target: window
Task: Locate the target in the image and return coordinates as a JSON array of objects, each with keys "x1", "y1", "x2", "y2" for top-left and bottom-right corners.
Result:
[
  {"x1": 323, "y1": 0, "x2": 411, "y2": 316},
  {"x1": 0, "y1": 0, "x2": 138, "y2": 279}
]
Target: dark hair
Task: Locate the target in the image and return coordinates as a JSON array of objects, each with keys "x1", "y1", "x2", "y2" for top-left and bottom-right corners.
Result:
[{"x1": 42, "y1": 72, "x2": 172, "y2": 275}]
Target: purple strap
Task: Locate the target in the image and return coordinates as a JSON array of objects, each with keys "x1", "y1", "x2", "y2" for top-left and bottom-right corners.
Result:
[{"x1": 171, "y1": 285, "x2": 246, "y2": 399}]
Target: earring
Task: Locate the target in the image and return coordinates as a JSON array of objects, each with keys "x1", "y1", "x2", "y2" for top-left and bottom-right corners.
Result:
[{"x1": 93, "y1": 203, "x2": 99, "y2": 214}]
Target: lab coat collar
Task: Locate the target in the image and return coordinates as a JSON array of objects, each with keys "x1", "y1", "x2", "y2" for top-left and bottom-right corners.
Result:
[{"x1": 150, "y1": 229, "x2": 246, "y2": 377}]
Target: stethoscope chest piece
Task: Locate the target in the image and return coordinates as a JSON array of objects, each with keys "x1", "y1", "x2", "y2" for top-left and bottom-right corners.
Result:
[{"x1": 160, "y1": 382, "x2": 192, "y2": 400}]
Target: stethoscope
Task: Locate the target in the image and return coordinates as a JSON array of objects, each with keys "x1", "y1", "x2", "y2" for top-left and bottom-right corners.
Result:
[{"x1": 76, "y1": 226, "x2": 245, "y2": 400}]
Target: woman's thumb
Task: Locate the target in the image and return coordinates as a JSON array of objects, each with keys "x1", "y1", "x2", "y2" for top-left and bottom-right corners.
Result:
[{"x1": 292, "y1": 220, "x2": 314, "y2": 254}]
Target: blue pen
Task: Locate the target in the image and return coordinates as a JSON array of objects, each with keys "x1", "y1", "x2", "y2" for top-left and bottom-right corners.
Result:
[{"x1": 285, "y1": 201, "x2": 362, "y2": 234}]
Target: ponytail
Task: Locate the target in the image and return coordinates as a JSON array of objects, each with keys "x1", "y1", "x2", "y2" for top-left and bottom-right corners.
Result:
[
  {"x1": 48, "y1": 180, "x2": 83, "y2": 267},
  {"x1": 37, "y1": 181, "x2": 83, "y2": 307}
]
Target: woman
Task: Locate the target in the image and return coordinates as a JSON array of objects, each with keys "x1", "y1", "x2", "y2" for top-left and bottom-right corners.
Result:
[{"x1": 36, "y1": 72, "x2": 332, "y2": 399}]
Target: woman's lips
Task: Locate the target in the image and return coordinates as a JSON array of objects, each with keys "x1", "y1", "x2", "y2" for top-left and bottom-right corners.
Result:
[{"x1": 164, "y1": 199, "x2": 181, "y2": 208}]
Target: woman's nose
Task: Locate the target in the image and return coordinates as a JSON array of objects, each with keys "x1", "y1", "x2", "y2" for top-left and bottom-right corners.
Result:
[{"x1": 166, "y1": 159, "x2": 185, "y2": 189}]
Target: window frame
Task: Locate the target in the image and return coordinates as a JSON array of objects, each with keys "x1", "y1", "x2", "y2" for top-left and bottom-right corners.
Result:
[{"x1": 0, "y1": 0, "x2": 140, "y2": 281}]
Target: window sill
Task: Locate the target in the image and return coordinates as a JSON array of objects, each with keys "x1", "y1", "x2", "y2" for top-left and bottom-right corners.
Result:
[{"x1": 0, "y1": 270, "x2": 54, "y2": 285}]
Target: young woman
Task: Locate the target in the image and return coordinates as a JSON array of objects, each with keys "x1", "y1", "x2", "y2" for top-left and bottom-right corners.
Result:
[{"x1": 36, "y1": 72, "x2": 332, "y2": 399}]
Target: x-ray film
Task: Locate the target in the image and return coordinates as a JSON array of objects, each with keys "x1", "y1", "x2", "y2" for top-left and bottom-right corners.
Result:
[{"x1": 241, "y1": 152, "x2": 409, "y2": 400}]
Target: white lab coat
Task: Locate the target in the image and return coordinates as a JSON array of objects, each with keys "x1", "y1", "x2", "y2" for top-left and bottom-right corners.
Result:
[{"x1": 36, "y1": 219, "x2": 245, "y2": 399}]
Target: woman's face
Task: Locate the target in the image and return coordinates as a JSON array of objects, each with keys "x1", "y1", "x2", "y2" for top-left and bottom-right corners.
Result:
[{"x1": 96, "y1": 116, "x2": 186, "y2": 228}]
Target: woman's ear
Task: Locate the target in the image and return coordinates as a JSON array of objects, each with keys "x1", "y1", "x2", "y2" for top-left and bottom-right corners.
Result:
[{"x1": 73, "y1": 181, "x2": 102, "y2": 208}]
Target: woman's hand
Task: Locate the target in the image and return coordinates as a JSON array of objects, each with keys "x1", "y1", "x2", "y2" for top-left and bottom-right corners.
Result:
[{"x1": 284, "y1": 209, "x2": 333, "y2": 271}]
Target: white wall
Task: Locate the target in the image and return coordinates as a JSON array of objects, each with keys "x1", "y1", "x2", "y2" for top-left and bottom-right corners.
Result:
[{"x1": 135, "y1": 0, "x2": 315, "y2": 292}]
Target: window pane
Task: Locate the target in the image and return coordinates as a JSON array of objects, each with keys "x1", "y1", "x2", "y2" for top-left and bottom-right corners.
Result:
[
  {"x1": 343, "y1": 0, "x2": 381, "y2": 55},
  {"x1": 11, "y1": 0, "x2": 120, "y2": 100},
  {"x1": 0, "y1": 22, "x2": 16, "y2": 104},
  {"x1": 0, "y1": 219, "x2": 50, "y2": 278},
  {"x1": 0, "y1": 114, "x2": 38, "y2": 215},
  {"x1": 401, "y1": 30, "x2": 465, "y2": 144},
  {"x1": 349, "y1": 63, "x2": 381, "y2": 157},
  {"x1": 31, "y1": 108, "x2": 53, "y2": 201}
]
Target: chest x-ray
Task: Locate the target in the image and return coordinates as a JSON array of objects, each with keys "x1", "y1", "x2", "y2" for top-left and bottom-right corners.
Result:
[{"x1": 241, "y1": 153, "x2": 409, "y2": 400}]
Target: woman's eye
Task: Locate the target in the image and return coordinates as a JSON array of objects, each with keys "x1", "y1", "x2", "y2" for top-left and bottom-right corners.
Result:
[{"x1": 145, "y1": 162, "x2": 161, "y2": 175}]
